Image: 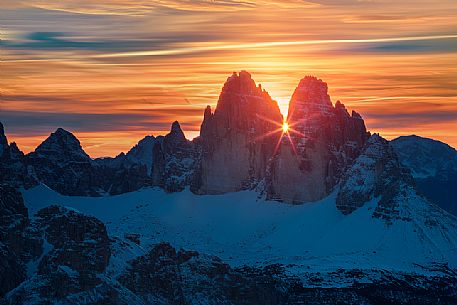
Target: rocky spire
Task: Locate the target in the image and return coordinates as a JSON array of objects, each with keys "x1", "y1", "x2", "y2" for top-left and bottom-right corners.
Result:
[
  {"x1": 194, "y1": 71, "x2": 283, "y2": 194},
  {"x1": 151, "y1": 121, "x2": 197, "y2": 192},
  {"x1": 204, "y1": 105, "x2": 212, "y2": 120},
  {"x1": 287, "y1": 76, "x2": 333, "y2": 123},
  {"x1": 168, "y1": 121, "x2": 186, "y2": 143},
  {"x1": 0, "y1": 122, "x2": 8, "y2": 158},
  {"x1": 0, "y1": 122, "x2": 6, "y2": 143},
  {"x1": 0, "y1": 122, "x2": 24, "y2": 159},
  {"x1": 267, "y1": 76, "x2": 369, "y2": 203}
]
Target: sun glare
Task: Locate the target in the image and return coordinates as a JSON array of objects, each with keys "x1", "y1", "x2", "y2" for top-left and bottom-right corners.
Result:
[{"x1": 282, "y1": 122, "x2": 289, "y2": 133}]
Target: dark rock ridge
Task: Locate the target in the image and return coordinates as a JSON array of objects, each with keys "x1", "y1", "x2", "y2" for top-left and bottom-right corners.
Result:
[
  {"x1": 96, "y1": 135, "x2": 157, "y2": 175},
  {"x1": 0, "y1": 124, "x2": 154, "y2": 196},
  {"x1": 194, "y1": 71, "x2": 283, "y2": 194},
  {"x1": 336, "y1": 134, "x2": 412, "y2": 218},
  {"x1": 4, "y1": 204, "x2": 117, "y2": 304},
  {"x1": 26, "y1": 128, "x2": 107, "y2": 196},
  {"x1": 0, "y1": 186, "x2": 39, "y2": 297},
  {"x1": 0, "y1": 122, "x2": 36, "y2": 189},
  {"x1": 391, "y1": 135, "x2": 457, "y2": 216},
  {"x1": 29, "y1": 127, "x2": 154, "y2": 196},
  {"x1": 335, "y1": 134, "x2": 457, "y2": 230},
  {"x1": 152, "y1": 121, "x2": 198, "y2": 192},
  {"x1": 118, "y1": 243, "x2": 289, "y2": 305},
  {"x1": 267, "y1": 76, "x2": 369, "y2": 203}
]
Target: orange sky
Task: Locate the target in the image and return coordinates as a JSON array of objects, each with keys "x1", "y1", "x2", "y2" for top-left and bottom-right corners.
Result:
[{"x1": 1, "y1": 0, "x2": 457, "y2": 157}]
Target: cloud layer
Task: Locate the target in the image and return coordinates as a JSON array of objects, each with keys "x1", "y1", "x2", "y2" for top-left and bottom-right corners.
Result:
[{"x1": 1, "y1": 0, "x2": 457, "y2": 156}]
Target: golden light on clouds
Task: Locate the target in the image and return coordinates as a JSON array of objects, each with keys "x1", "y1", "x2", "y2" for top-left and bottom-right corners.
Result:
[{"x1": 1, "y1": 0, "x2": 457, "y2": 157}]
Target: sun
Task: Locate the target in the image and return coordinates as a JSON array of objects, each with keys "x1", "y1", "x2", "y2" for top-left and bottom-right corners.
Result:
[{"x1": 282, "y1": 122, "x2": 289, "y2": 133}]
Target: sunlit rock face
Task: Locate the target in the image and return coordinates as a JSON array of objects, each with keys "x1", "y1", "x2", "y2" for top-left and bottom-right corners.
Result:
[
  {"x1": 267, "y1": 76, "x2": 369, "y2": 203},
  {"x1": 194, "y1": 71, "x2": 283, "y2": 194}
]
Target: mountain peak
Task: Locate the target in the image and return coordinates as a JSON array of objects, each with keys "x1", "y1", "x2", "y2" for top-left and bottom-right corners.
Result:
[
  {"x1": 204, "y1": 105, "x2": 212, "y2": 119},
  {"x1": 287, "y1": 75, "x2": 333, "y2": 121},
  {"x1": 49, "y1": 127, "x2": 79, "y2": 141},
  {"x1": 167, "y1": 121, "x2": 186, "y2": 142},
  {"x1": 220, "y1": 70, "x2": 263, "y2": 99},
  {"x1": 0, "y1": 122, "x2": 7, "y2": 147},
  {"x1": 0, "y1": 122, "x2": 8, "y2": 158},
  {"x1": 227, "y1": 70, "x2": 252, "y2": 82},
  {"x1": 391, "y1": 135, "x2": 457, "y2": 179},
  {"x1": 54, "y1": 127, "x2": 72, "y2": 136},
  {"x1": 34, "y1": 128, "x2": 90, "y2": 161},
  {"x1": 196, "y1": 71, "x2": 283, "y2": 194},
  {"x1": 123, "y1": 135, "x2": 156, "y2": 172}
]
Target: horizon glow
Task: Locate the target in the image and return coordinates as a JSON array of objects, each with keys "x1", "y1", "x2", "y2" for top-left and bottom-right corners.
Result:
[{"x1": 1, "y1": 0, "x2": 457, "y2": 157}]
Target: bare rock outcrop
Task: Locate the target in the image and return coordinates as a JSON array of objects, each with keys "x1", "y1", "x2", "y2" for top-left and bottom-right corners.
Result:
[
  {"x1": 118, "y1": 242, "x2": 289, "y2": 305},
  {"x1": 336, "y1": 134, "x2": 443, "y2": 225},
  {"x1": 194, "y1": 71, "x2": 283, "y2": 194},
  {"x1": 152, "y1": 121, "x2": 198, "y2": 192},
  {"x1": 0, "y1": 186, "x2": 32, "y2": 297},
  {"x1": 267, "y1": 76, "x2": 369, "y2": 203},
  {"x1": 6, "y1": 205, "x2": 114, "y2": 304},
  {"x1": 26, "y1": 128, "x2": 108, "y2": 196},
  {"x1": 0, "y1": 122, "x2": 37, "y2": 188}
]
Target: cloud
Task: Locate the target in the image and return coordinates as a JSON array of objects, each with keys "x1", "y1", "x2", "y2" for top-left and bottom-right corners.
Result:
[
  {"x1": 14, "y1": 0, "x2": 258, "y2": 16},
  {"x1": 0, "y1": 110, "x2": 203, "y2": 135},
  {"x1": 2, "y1": 0, "x2": 457, "y2": 154},
  {"x1": 361, "y1": 38, "x2": 457, "y2": 53},
  {"x1": 0, "y1": 31, "x2": 220, "y2": 53},
  {"x1": 362, "y1": 109, "x2": 457, "y2": 129},
  {"x1": 93, "y1": 34, "x2": 457, "y2": 58}
]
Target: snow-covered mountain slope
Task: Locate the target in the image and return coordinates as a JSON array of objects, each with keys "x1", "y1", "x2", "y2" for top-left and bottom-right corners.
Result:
[
  {"x1": 22, "y1": 183, "x2": 457, "y2": 277},
  {"x1": 95, "y1": 135, "x2": 157, "y2": 174},
  {"x1": 391, "y1": 135, "x2": 457, "y2": 216},
  {"x1": 391, "y1": 135, "x2": 457, "y2": 179}
]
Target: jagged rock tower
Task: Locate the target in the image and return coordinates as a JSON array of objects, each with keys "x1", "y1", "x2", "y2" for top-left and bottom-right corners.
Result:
[
  {"x1": 194, "y1": 71, "x2": 283, "y2": 194},
  {"x1": 266, "y1": 76, "x2": 369, "y2": 203}
]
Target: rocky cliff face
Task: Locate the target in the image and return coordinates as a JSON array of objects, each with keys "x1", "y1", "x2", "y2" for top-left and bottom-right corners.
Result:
[
  {"x1": 0, "y1": 125, "x2": 154, "y2": 196},
  {"x1": 118, "y1": 243, "x2": 288, "y2": 305},
  {"x1": 194, "y1": 71, "x2": 283, "y2": 194},
  {"x1": 336, "y1": 134, "x2": 453, "y2": 227},
  {"x1": 0, "y1": 123, "x2": 37, "y2": 189},
  {"x1": 5, "y1": 204, "x2": 117, "y2": 304},
  {"x1": 0, "y1": 186, "x2": 41, "y2": 298},
  {"x1": 0, "y1": 186, "x2": 30, "y2": 296},
  {"x1": 26, "y1": 128, "x2": 107, "y2": 196},
  {"x1": 267, "y1": 76, "x2": 369, "y2": 203},
  {"x1": 336, "y1": 134, "x2": 410, "y2": 217},
  {"x1": 151, "y1": 121, "x2": 198, "y2": 192}
]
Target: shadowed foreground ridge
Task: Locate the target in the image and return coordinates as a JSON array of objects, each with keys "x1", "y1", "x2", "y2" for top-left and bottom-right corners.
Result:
[{"x1": 1, "y1": 72, "x2": 457, "y2": 304}]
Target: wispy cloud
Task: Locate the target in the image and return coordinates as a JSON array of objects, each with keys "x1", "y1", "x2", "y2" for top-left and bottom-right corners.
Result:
[
  {"x1": 93, "y1": 34, "x2": 457, "y2": 58},
  {"x1": 13, "y1": 0, "x2": 259, "y2": 16},
  {"x1": 2, "y1": 0, "x2": 457, "y2": 156}
]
